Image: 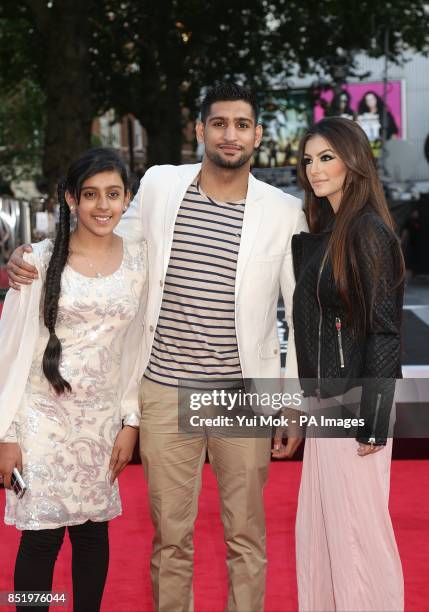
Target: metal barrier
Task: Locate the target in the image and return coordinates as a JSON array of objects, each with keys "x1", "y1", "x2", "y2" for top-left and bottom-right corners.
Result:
[
  {"x1": 0, "y1": 198, "x2": 31, "y2": 265},
  {"x1": 0, "y1": 197, "x2": 53, "y2": 268}
]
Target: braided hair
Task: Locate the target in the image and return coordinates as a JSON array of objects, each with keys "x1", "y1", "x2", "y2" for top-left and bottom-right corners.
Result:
[
  {"x1": 42, "y1": 179, "x2": 71, "y2": 394},
  {"x1": 42, "y1": 147, "x2": 129, "y2": 394}
]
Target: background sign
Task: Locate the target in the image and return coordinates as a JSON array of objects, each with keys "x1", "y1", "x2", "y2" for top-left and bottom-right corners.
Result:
[{"x1": 314, "y1": 80, "x2": 404, "y2": 156}]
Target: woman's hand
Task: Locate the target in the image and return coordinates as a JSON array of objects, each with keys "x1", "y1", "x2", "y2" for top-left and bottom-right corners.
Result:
[
  {"x1": 109, "y1": 426, "x2": 139, "y2": 484},
  {"x1": 271, "y1": 430, "x2": 303, "y2": 459},
  {"x1": 271, "y1": 408, "x2": 304, "y2": 459},
  {"x1": 357, "y1": 442, "x2": 384, "y2": 457},
  {"x1": 7, "y1": 244, "x2": 38, "y2": 290},
  {"x1": 0, "y1": 443, "x2": 23, "y2": 489}
]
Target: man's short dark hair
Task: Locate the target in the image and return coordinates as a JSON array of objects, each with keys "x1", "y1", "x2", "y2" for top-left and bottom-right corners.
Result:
[{"x1": 200, "y1": 83, "x2": 259, "y2": 124}]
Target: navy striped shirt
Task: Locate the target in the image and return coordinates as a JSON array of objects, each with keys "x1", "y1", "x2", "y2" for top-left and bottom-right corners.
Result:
[{"x1": 146, "y1": 181, "x2": 245, "y2": 387}]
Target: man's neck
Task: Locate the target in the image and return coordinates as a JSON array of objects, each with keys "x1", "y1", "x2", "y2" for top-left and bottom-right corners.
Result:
[{"x1": 199, "y1": 158, "x2": 250, "y2": 202}]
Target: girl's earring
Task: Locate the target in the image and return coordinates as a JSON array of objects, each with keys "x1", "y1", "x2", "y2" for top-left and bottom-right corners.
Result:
[{"x1": 69, "y1": 205, "x2": 77, "y2": 230}]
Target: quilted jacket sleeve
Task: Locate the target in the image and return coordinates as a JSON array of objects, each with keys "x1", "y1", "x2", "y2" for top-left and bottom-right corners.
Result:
[{"x1": 355, "y1": 219, "x2": 404, "y2": 445}]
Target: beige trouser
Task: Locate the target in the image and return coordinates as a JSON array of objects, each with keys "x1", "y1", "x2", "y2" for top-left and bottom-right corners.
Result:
[{"x1": 139, "y1": 377, "x2": 271, "y2": 612}]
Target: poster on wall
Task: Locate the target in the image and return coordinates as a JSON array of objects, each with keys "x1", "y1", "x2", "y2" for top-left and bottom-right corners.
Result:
[
  {"x1": 314, "y1": 80, "x2": 405, "y2": 157},
  {"x1": 253, "y1": 91, "x2": 313, "y2": 168}
]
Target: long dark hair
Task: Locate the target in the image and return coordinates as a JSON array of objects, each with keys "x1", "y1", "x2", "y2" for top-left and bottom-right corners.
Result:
[
  {"x1": 357, "y1": 90, "x2": 385, "y2": 115},
  {"x1": 297, "y1": 117, "x2": 404, "y2": 334},
  {"x1": 42, "y1": 148, "x2": 129, "y2": 394},
  {"x1": 328, "y1": 90, "x2": 355, "y2": 118}
]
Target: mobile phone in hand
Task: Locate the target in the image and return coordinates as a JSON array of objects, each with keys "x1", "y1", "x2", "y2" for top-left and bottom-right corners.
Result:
[{"x1": 11, "y1": 467, "x2": 27, "y2": 498}]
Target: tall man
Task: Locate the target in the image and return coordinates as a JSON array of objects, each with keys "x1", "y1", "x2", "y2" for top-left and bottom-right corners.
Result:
[{"x1": 7, "y1": 83, "x2": 308, "y2": 612}]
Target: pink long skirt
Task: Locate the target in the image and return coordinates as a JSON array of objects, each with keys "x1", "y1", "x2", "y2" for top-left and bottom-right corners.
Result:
[{"x1": 296, "y1": 437, "x2": 404, "y2": 611}]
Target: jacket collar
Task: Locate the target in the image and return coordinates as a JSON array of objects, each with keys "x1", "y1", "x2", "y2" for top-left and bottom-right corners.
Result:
[
  {"x1": 169, "y1": 163, "x2": 263, "y2": 295},
  {"x1": 162, "y1": 164, "x2": 264, "y2": 280},
  {"x1": 176, "y1": 163, "x2": 264, "y2": 203}
]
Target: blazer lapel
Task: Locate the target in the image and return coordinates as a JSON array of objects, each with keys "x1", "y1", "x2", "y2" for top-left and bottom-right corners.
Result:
[
  {"x1": 162, "y1": 163, "x2": 201, "y2": 277},
  {"x1": 235, "y1": 173, "x2": 264, "y2": 298}
]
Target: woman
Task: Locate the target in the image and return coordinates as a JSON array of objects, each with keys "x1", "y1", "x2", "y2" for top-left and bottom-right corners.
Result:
[
  {"x1": 0, "y1": 148, "x2": 147, "y2": 611},
  {"x1": 327, "y1": 90, "x2": 356, "y2": 121},
  {"x1": 293, "y1": 117, "x2": 404, "y2": 611},
  {"x1": 357, "y1": 90, "x2": 399, "y2": 141}
]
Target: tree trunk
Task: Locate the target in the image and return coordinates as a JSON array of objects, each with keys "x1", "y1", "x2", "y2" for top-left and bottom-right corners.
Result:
[
  {"x1": 28, "y1": 0, "x2": 94, "y2": 195},
  {"x1": 139, "y1": 81, "x2": 183, "y2": 168}
]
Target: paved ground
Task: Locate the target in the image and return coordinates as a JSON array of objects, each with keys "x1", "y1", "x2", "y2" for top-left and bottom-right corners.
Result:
[{"x1": 404, "y1": 275, "x2": 429, "y2": 326}]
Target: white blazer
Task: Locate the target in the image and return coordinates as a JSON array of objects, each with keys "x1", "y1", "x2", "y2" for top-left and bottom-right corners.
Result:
[{"x1": 116, "y1": 163, "x2": 308, "y2": 381}]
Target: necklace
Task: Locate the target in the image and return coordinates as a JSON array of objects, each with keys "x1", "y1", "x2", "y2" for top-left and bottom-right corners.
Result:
[{"x1": 69, "y1": 236, "x2": 114, "y2": 278}]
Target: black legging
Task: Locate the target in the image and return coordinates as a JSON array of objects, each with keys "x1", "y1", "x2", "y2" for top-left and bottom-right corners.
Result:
[{"x1": 14, "y1": 520, "x2": 109, "y2": 612}]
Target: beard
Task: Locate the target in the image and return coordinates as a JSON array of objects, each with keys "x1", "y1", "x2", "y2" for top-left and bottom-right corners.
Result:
[{"x1": 205, "y1": 147, "x2": 254, "y2": 169}]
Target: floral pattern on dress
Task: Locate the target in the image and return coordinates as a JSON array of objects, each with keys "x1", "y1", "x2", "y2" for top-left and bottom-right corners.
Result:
[{"x1": 5, "y1": 239, "x2": 146, "y2": 530}]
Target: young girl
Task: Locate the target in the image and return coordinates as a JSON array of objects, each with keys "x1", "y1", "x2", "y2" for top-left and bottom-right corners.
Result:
[{"x1": 0, "y1": 148, "x2": 147, "y2": 611}]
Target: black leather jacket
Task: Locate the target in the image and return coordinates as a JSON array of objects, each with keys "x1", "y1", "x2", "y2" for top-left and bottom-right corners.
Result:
[{"x1": 292, "y1": 211, "x2": 404, "y2": 445}]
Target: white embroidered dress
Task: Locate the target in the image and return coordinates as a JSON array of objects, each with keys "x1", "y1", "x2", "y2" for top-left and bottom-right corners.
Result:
[{"x1": 0, "y1": 238, "x2": 147, "y2": 530}]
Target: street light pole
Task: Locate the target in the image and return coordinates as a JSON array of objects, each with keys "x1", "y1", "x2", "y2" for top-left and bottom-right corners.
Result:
[{"x1": 380, "y1": 25, "x2": 389, "y2": 177}]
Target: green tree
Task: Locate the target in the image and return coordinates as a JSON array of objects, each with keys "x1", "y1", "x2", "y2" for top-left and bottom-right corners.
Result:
[
  {"x1": 1, "y1": 1, "x2": 95, "y2": 193},
  {"x1": 1, "y1": 0, "x2": 428, "y2": 192},
  {"x1": 88, "y1": 0, "x2": 429, "y2": 166},
  {"x1": 94, "y1": 1, "x2": 292, "y2": 166},
  {"x1": 273, "y1": 0, "x2": 429, "y2": 80},
  {"x1": 0, "y1": 79, "x2": 45, "y2": 184}
]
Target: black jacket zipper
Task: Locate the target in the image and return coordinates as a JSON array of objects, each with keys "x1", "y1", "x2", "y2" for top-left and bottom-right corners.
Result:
[
  {"x1": 335, "y1": 317, "x2": 345, "y2": 369},
  {"x1": 316, "y1": 260, "x2": 324, "y2": 398},
  {"x1": 368, "y1": 393, "x2": 382, "y2": 443}
]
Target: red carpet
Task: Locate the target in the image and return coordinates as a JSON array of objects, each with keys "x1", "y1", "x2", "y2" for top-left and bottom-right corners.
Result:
[{"x1": 0, "y1": 461, "x2": 428, "y2": 612}]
